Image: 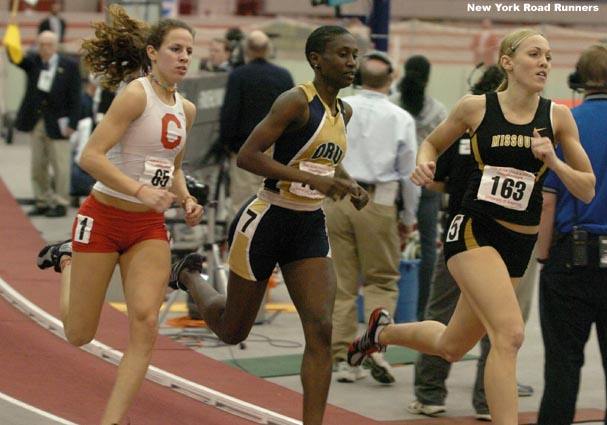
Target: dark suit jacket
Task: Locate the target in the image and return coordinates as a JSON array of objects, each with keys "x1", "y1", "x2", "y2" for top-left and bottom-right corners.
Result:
[
  {"x1": 11, "y1": 52, "x2": 81, "y2": 139},
  {"x1": 38, "y1": 16, "x2": 66, "y2": 43},
  {"x1": 220, "y1": 58, "x2": 294, "y2": 153}
]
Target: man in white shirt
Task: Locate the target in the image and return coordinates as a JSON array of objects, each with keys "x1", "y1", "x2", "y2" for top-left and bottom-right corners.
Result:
[{"x1": 325, "y1": 51, "x2": 419, "y2": 384}]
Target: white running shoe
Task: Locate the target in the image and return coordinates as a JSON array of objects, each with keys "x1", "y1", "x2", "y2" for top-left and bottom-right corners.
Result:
[
  {"x1": 407, "y1": 399, "x2": 446, "y2": 416},
  {"x1": 364, "y1": 352, "x2": 395, "y2": 384},
  {"x1": 335, "y1": 361, "x2": 367, "y2": 383},
  {"x1": 475, "y1": 412, "x2": 492, "y2": 421}
]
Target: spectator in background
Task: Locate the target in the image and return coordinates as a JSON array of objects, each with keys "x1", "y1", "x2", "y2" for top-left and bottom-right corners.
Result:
[
  {"x1": 471, "y1": 19, "x2": 500, "y2": 67},
  {"x1": 226, "y1": 27, "x2": 245, "y2": 68},
  {"x1": 38, "y1": 1, "x2": 66, "y2": 44},
  {"x1": 199, "y1": 38, "x2": 232, "y2": 73},
  {"x1": 537, "y1": 43, "x2": 607, "y2": 425},
  {"x1": 392, "y1": 55, "x2": 447, "y2": 320},
  {"x1": 325, "y1": 50, "x2": 418, "y2": 385},
  {"x1": 220, "y1": 30, "x2": 294, "y2": 219},
  {"x1": 69, "y1": 75, "x2": 99, "y2": 206},
  {"x1": 8, "y1": 30, "x2": 81, "y2": 218}
]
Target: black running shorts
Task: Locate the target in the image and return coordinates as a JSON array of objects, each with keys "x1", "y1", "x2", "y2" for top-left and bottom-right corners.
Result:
[
  {"x1": 227, "y1": 196, "x2": 330, "y2": 281},
  {"x1": 443, "y1": 211, "x2": 537, "y2": 278}
]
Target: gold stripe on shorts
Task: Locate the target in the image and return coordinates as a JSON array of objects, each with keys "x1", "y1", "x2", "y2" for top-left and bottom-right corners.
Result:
[
  {"x1": 229, "y1": 198, "x2": 270, "y2": 281},
  {"x1": 464, "y1": 218, "x2": 479, "y2": 251}
]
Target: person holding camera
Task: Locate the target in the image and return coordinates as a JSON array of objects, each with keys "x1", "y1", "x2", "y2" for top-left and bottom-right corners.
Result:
[{"x1": 536, "y1": 43, "x2": 607, "y2": 425}]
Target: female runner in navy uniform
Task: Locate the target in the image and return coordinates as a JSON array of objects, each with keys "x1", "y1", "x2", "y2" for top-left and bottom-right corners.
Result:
[
  {"x1": 170, "y1": 25, "x2": 368, "y2": 425},
  {"x1": 348, "y1": 28, "x2": 595, "y2": 425}
]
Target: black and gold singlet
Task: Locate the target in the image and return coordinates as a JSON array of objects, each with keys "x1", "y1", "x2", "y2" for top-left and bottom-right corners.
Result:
[{"x1": 462, "y1": 92, "x2": 554, "y2": 225}]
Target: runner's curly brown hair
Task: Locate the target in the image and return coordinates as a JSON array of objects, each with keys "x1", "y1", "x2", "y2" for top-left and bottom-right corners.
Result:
[{"x1": 81, "y1": 5, "x2": 194, "y2": 91}]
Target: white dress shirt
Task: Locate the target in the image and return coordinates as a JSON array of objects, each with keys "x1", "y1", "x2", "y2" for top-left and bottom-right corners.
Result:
[{"x1": 342, "y1": 89, "x2": 420, "y2": 225}]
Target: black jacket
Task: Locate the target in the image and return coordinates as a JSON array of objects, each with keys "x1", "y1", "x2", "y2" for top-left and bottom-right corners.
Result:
[
  {"x1": 220, "y1": 58, "x2": 294, "y2": 153},
  {"x1": 12, "y1": 52, "x2": 81, "y2": 139}
]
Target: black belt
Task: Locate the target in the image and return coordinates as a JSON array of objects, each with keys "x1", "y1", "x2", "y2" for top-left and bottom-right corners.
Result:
[{"x1": 356, "y1": 181, "x2": 375, "y2": 191}]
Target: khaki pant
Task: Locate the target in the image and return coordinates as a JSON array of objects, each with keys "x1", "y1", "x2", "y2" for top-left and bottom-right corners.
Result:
[
  {"x1": 324, "y1": 196, "x2": 400, "y2": 363},
  {"x1": 228, "y1": 154, "x2": 263, "y2": 222},
  {"x1": 31, "y1": 119, "x2": 71, "y2": 207}
]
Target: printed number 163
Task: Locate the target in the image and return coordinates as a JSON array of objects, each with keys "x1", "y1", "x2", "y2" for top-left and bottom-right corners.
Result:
[{"x1": 490, "y1": 176, "x2": 526, "y2": 201}]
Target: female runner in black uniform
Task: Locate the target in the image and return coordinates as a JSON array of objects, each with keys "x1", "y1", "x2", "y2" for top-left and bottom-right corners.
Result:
[{"x1": 349, "y1": 28, "x2": 595, "y2": 425}]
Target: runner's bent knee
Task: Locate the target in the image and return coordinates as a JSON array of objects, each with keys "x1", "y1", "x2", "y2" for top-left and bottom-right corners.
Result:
[
  {"x1": 489, "y1": 324, "x2": 525, "y2": 355},
  {"x1": 64, "y1": 322, "x2": 97, "y2": 347}
]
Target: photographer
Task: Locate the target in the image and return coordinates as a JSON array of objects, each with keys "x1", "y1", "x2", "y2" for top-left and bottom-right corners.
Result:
[{"x1": 537, "y1": 43, "x2": 607, "y2": 425}]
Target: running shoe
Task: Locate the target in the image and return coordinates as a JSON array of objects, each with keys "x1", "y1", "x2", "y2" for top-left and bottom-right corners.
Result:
[
  {"x1": 407, "y1": 399, "x2": 446, "y2": 416},
  {"x1": 517, "y1": 382, "x2": 534, "y2": 397},
  {"x1": 475, "y1": 411, "x2": 492, "y2": 421},
  {"x1": 334, "y1": 361, "x2": 367, "y2": 383},
  {"x1": 168, "y1": 252, "x2": 204, "y2": 291},
  {"x1": 347, "y1": 307, "x2": 393, "y2": 367},
  {"x1": 37, "y1": 239, "x2": 72, "y2": 273},
  {"x1": 364, "y1": 352, "x2": 395, "y2": 384}
]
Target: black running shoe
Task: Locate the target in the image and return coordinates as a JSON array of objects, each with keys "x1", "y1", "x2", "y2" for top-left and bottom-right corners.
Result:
[
  {"x1": 37, "y1": 240, "x2": 72, "y2": 273},
  {"x1": 168, "y1": 253, "x2": 204, "y2": 291},
  {"x1": 348, "y1": 307, "x2": 393, "y2": 367}
]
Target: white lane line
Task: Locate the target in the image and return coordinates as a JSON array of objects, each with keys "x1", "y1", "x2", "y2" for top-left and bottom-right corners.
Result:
[
  {"x1": 0, "y1": 392, "x2": 77, "y2": 425},
  {"x1": 0, "y1": 276, "x2": 301, "y2": 425}
]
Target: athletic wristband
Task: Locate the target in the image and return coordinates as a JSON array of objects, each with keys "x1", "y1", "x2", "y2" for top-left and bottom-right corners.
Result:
[
  {"x1": 536, "y1": 257, "x2": 548, "y2": 264},
  {"x1": 181, "y1": 195, "x2": 197, "y2": 209}
]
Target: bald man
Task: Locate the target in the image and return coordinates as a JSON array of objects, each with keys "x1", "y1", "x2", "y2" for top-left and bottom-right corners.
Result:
[
  {"x1": 219, "y1": 30, "x2": 294, "y2": 220},
  {"x1": 324, "y1": 51, "x2": 419, "y2": 384},
  {"x1": 245, "y1": 30, "x2": 270, "y2": 58},
  {"x1": 9, "y1": 30, "x2": 81, "y2": 217}
]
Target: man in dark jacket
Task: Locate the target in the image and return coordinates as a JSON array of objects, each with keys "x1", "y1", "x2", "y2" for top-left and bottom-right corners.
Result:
[
  {"x1": 219, "y1": 30, "x2": 294, "y2": 219},
  {"x1": 38, "y1": 1, "x2": 66, "y2": 44},
  {"x1": 10, "y1": 30, "x2": 81, "y2": 217}
]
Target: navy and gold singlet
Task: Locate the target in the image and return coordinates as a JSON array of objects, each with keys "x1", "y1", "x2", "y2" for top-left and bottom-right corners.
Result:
[
  {"x1": 228, "y1": 82, "x2": 346, "y2": 280},
  {"x1": 462, "y1": 92, "x2": 554, "y2": 226},
  {"x1": 259, "y1": 81, "x2": 348, "y2": 211}
]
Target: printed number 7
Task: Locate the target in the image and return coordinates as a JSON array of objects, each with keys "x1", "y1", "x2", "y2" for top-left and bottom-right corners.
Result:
[{"x1": 242, "y1": 209, "x2": 258, "y2": 233}]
